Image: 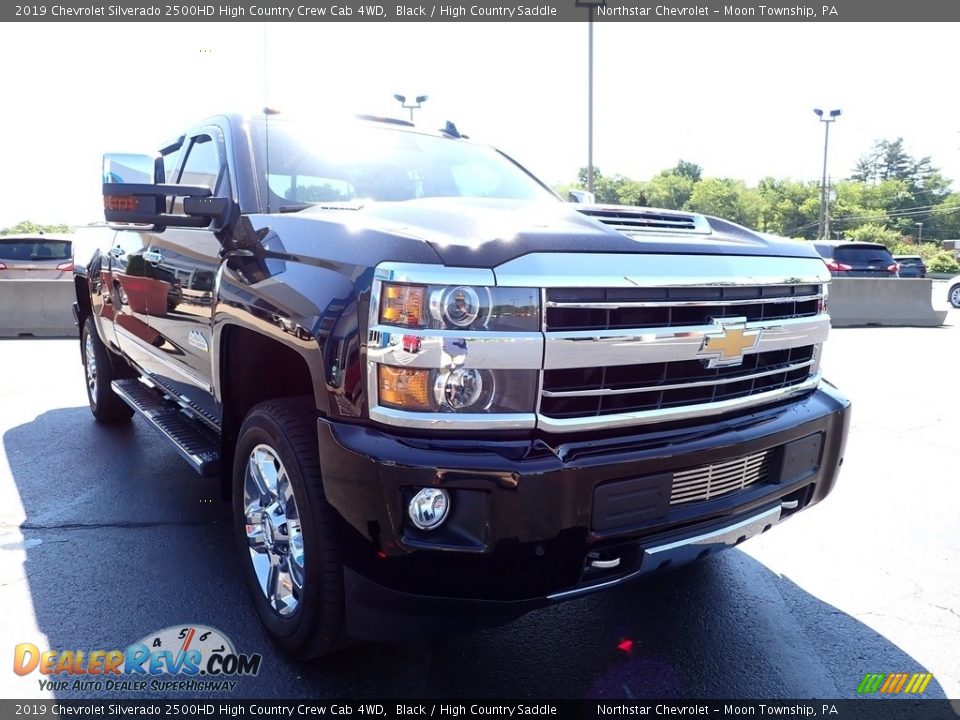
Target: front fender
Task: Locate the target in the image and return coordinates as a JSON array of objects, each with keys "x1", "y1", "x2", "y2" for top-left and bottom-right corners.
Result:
[{"x1": 213, "y1": 255, "x2": 363, "y2": 419}]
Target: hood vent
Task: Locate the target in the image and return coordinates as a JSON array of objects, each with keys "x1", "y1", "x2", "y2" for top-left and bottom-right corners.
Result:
[{"x1": 577, "y1": 207, "x2": 712, "y2": 236}]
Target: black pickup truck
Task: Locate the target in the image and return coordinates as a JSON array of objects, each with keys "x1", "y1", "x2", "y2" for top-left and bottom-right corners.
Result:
[{"x1": 74, "y1": 112, "x2": 850, "y2": 658}]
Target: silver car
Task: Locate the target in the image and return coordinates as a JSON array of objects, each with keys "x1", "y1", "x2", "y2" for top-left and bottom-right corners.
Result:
[{"x1": 0, "y1": 234, "x2": 73, "y2": 279}]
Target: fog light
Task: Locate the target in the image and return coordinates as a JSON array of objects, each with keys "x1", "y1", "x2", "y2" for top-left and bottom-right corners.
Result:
[{"x1": 408, "y1": 488, "x2": 450, "y2": 530}]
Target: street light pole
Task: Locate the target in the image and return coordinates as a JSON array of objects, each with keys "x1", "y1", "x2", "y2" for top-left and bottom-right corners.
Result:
[
  {"x1": 916, "y1": 222, "x2": 923, "y2": 244},
  {"x1": 393, "y1": 94, "x2": 429, "y2": 122},
  {"x1": 576, "y1": 0, "x2": 603, "y2": 197},
  {"x1": 814, "y1": 108, "x2": 841, "y2": 241},
  {"x1": 587, "y1": 9, "x2": 594, "y2": 195}
]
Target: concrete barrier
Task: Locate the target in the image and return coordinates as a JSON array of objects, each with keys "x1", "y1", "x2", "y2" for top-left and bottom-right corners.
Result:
[
  {"x1": 829, "y1": 278, "x2": 947, "y2": 327},
  {"x1": 0, "y1": 279, "x2": 77, "y2": 338}
]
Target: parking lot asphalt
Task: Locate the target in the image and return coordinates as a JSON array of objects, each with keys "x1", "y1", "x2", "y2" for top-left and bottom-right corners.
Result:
[{"x1": 1, "y1": 308, "x2": 958, "y2": 703}]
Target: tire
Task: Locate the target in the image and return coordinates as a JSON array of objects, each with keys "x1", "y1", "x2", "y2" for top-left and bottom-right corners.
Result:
[
  {"x1": 81, "y1": 316, "x2": 134, "y2": 423},
  {"x1": 232, "y1": 398, "x2": 345, "y2": 658},
  {"x1": 949, "y1": 284, "x2": 960, "y2": 309}
]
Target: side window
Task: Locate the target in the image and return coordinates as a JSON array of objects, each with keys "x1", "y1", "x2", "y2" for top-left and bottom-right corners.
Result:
[
  {"x1": 171, "y1": 131, "x2": 230, "y2": 215},
  {"x1": 162, "y1": 150, "x2": 180, "y2": 184},
  {"x1": 178, "y1": 135, "x2": 222, "y2": 191}
]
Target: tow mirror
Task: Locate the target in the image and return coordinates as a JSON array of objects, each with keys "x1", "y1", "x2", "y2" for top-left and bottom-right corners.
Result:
[
  {"x1": 102, "y1": 152, "x2": 236, "y2": 232},
  {"x1": 103, "y1": 153, "x2": 163, "y2": 185}
]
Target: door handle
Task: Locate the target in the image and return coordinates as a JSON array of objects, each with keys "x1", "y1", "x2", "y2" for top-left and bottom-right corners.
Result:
[{"x1": 143, "y1": 250, "x2": 163, "y2": 265}]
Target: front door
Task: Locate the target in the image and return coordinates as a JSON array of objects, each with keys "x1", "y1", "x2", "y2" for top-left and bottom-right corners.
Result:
[{"x1": 142, "y1": 128, "x2": 230, "y2": 422}]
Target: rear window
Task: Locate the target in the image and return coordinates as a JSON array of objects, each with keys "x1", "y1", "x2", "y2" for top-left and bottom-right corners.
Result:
[
  {"x1": 832, "y1": 245, "x2": 894, "y2": 263},
  {"x1": 0, "y1": 239, "x2": 72, "y2": 261},
  {"x1": 895, "y1": 257, "x2": 923, "y2": 266}
]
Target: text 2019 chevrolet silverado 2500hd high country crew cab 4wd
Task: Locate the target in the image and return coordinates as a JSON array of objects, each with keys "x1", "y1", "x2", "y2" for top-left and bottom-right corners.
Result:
[{"x1": 74, "y1": 113, "x2": 850, "y2": 658}]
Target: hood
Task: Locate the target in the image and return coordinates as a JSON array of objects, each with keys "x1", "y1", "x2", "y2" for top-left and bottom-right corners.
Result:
[{"x1": 299, "y1": 198, "x2": 821, "y2": 268}]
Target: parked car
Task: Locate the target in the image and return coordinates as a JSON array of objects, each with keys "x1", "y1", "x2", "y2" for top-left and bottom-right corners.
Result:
[
  {"x1": 813, "y1": 241, "x2": 899, "y2": 278},
  {"x1": 947, "y1": 276, "x2": 960, "y2": 308},
  {"x1": 0, "y1": 234, "x2": 74, "y2": 279},
  {"x1": 893, "y1": 255, "x2": 927, "y2": 278}
]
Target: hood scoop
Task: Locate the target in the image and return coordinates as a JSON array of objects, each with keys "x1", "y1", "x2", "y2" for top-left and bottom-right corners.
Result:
[{"x1": 577, "y1": 206, "x2": 712, "y2": 236}]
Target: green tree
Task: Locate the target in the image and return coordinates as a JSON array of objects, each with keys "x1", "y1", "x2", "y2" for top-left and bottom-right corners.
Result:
[
  {"x1": 673, "y1": 159, "x2": 703, "y2": 183},
  {"x1": 851, "y1": 138, "x2": 934, "y2": 187},
  {"x1": 754, "y1": 177, "x2": 820, "y2": 237},
  {"x1": 574, "y1": 167, "x2": 647, "y2": 206},
  {"x1": 927, "y1": 251, "x2": 960, "y2": 274},
  {"x1": 929, "y1": 193, "x2": 960, "y2": 239},
  {"x1": 844, "y1": 223, "x2": 900, "y2": 247},
  {"x1": 646, "y1": 171, "x2": 696, "y2": 210},
  {"x1": 0, "y1": 221, "x2": 73, "y2": 235},
  {"x1": 685, "y1": 178, "x2": 759, "y2": 228},
  {"x1": 849, "y1": 138, "x2": 951, "y2": 237}
]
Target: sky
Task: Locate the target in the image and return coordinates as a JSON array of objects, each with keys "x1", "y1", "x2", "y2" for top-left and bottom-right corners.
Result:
[{"x1": 1, "y1": 21, "x2": 958, "y2": 227}]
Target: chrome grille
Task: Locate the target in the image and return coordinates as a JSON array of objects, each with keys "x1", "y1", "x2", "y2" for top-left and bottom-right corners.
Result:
[
  {"x1": 546, "y1": 285, "x2": 823, "y2": 332},
  {"x1": 671, "y1": 450, "x2": 773, "y2": 505},
  {"x1": 541, "y1": 346, "x2": 815, "y2": 419}
]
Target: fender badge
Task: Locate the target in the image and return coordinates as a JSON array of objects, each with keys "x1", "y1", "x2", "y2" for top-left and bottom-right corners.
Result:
[{"x1": 188, "y1": 330, "x2": 209, "y2": 352}]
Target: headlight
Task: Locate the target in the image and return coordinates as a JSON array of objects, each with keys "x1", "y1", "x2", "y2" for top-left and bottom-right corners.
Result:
[
  {"x1": 378, "y1": 282, "x2": 538, "y2": 332},
  {"x1": 435, "y1": 367, "x2": 490, "y2": 410},
  {"x1": 431, "y1": 286, "x2": 481, "y2": 328},
  {"x1": 370, "y1": 263, "x2": 542, "y2": 428}
]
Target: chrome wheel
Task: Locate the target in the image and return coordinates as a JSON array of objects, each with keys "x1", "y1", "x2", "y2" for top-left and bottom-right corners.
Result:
[
  {"x1": 950, "y1": 285, "x2": 960, "y2": 309},
  {"x1": 243, "y1": 444, "x2": 305, "y2": 616},
  {"x1": 84, "y1": 332, "x2": 98, "y2": 404}
]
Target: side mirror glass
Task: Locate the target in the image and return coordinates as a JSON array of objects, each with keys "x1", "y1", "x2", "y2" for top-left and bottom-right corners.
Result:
[{"x1": 103, "y1": 153, "x2": 163, "y2": 185}]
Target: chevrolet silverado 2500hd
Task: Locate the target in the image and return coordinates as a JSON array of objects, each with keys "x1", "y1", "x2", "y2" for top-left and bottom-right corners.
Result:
[{"x1": 74, "y1": 113, "x2": 850, "y2": 657}]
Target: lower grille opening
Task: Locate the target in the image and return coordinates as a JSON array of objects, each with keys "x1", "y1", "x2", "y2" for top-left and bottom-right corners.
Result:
[{"x1": 670, "y1": 449, "x2": 775, "y2": 506}]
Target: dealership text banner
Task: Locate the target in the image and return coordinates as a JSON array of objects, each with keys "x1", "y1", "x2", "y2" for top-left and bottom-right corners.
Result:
[{"x1": 7, "y1": 0, "x2": 960, "y2": 22}]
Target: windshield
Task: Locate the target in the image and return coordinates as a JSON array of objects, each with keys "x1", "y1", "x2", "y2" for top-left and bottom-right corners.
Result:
[
  {"x1": 0, "y1": 239, "x2": 71, "y2": 261},
  {"x1": 264, "y1": 121, "x2": 556, "y2": 210}
]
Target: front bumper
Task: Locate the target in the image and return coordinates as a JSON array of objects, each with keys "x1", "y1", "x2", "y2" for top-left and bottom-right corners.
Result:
[{"x1": 317, "y1": 384, "x2": 850, "y2": 638}]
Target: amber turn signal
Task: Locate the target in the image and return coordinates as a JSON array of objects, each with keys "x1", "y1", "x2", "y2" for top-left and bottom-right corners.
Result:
[
  {"x1": 380, "y1": 283, "x2": 426, "y2": 327},
  {"x1": 378, "y1": 366, "x2": 432, "y2": 411},
  {"x1": 104, "y1": 195, "x2": 138, "y2": 212}
]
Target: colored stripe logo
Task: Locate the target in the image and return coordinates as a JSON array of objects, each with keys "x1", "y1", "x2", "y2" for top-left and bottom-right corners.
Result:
[{"x1": 857, "y1": 672, "x2": 933, "y2": 694}]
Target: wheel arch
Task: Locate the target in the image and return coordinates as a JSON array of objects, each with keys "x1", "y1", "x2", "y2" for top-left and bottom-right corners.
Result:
[{"x1": 215, "y1": 322, "x2": 322, "y2": 498}]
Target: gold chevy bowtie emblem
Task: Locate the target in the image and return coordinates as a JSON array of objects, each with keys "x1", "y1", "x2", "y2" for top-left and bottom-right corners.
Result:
[{"x1": 698, "y1": 318, "x2": 761, "y2": 368}]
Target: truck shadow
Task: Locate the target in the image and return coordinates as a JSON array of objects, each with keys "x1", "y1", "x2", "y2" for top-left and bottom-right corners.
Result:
[{"x1": 2, "y1": 407, "x2": 950, "y2": 703}]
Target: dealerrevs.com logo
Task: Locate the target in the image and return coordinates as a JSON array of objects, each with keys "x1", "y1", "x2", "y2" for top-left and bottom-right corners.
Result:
[{"x1": 14, "y1": 625, "x2": 262, "y2": 693}]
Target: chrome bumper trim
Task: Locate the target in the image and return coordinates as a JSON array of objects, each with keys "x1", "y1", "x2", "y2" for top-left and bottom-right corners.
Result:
[{"x1": 547, "y1": 505, "x2": 782, "y2": 601}]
